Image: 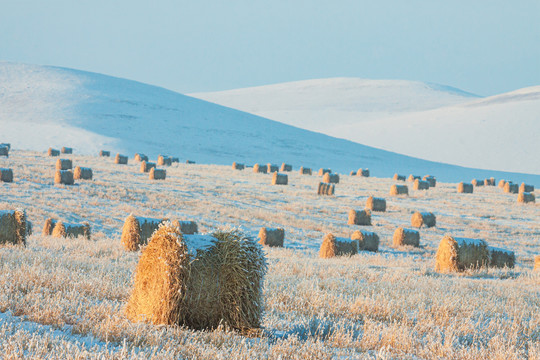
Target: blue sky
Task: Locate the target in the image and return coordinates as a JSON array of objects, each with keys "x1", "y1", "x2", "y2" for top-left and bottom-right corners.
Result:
[{"x1": 1, "y1": 0, "x2": 539, "y2": 96}]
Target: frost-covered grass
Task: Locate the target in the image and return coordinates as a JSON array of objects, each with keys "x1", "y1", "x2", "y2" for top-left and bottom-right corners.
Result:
[{"x1": 0, "y1": 150, "x2": 538, "y2": 359}]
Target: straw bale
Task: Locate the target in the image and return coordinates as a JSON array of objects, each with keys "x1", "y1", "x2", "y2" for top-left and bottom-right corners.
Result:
[
  {"x1": 74, "y1": 166, "x2": 93, "y2": 180},
  {"x1": 99, "y1": 150, "x2": 110, "y2": 157},
  {"x1": 411, "y1": 211, "x2": 436, "y2": 228},
  {"x1": 51, "y1": 221, "x2": 91, "y2": 240},
  {"x1": 471, "y1": 179, "x2": 484, "y2": 187},
  {"x1": 267, "y1": 164, "x2": 279, "y2": 173},
  {"x1": 171, "y1": 157, "x2": 180, "y2": 163},
  {"x1": 317, "y1": 182, "x2": 335, "y2": 196},
  {"x1": 171, "y1": 220, "x2": 198, "y2": 235},
  {"x1": 390, "y1": 184, "x2": 408, "y2": 196},
  {"x1": 393, "y1": 174, "x2": 406, "y2": 181},
  {"x1": 253, "y1": 164, "x2": 267, "y2": 174},
  {"x1": 42, "y1": 218, "x2": 57, "y2": 236},
  {"x1": 299, "y1": 167, "x2": 312, "y2": 175},
  {"x1": 258, "y1": 227, "x2": 284, "y2": 247},
  {"x1": 457, "y1": 182, "x2": 473, "y2": 193},
  {"x1": 318, "y1": 168, "x2": 331, "y2": 176},
  {"x1": 504, "y1": 182, "x2": 518, "y2": 194},
  {"x1": 48, "y1": 148, "x2": 60, "y2": 156},
  {"x1": 348, "y1": 209, "x2": 371, "y2": 226},
  {"x1": 319, "y1": 233, "x2": 358, "y2": 258},
  {"x1": 423, "y1": 175, "x2": 436, "y2": 187},
  {"x1": 323, "y1": 173, "x2": 339, "y2": 184},
  {"x1": 54, "y1": 170, "x2": 74, "y2": 185},
  {"x1": 485, "y1": 177, "x2": 496, "y2": 186},
  {"x1": 272, "y1": 172, "x2": 288, "y2": 185},
  {"x1": 520, "y1": 183, "x2": 534, "y2": 193},
  {"x1": 158, "y1": 155, "x2": 172, "y2": 166},
  {"x1": 0, "y1": 145, "x2": 9, "y2": 157},
  {"x1": 134, "y1": 153, "x2": 148, "y2": 162},
  {"x1": 350, "y1": 171, "x2": 356, "y2": 176},
  {"x1": 149, "y1": 168, "x2": 166, "y2": 180},
  {"x1": 61, "y1": 147, "x2": 72, "y2": 154},
  {"x1": 535, "y1": 255, "x2": 540, "y2": 271},
  {"x1": 115, "y1": 154, "x2": 128, "y2": 164},
  {"x1": 0, "y1": 168, "x2": 13, "y2": 183},
  {"x1": 56, "y1": 158, "x2": 72, "y2": 170},
  {"x1": 121, "y1": 215, "x2": 166, "y2": 251},
  {"x1": 351, "y1": 230, "x2": 379, "y2": 252},
  {"x1": 392, "y1": 227, "x2": 420, "y2": 247},
  {"x1": 407, "y1": 175, "x2": 420, "y2": 182},
  {"x1": 413, "y1": 179, "x2": 430, "y2": 190},
  {"x1": 140, "y1": 161, "x2": 156, "y2": 173},
  {"x1": 186, "y1": 160, "x2": 195, "y2": 164},
  {"x1": 435, "y1": 235, "x2": 489, "y2": 272},
  {"x1": 498, "y1": 179, "x2": 507, "y2": 188},
  {"x1": 356, "y1": 168, "x2": 370, "y2": 177},
  {"x1": 0, "y1": 209, "x2": 27, "y2": 246},
  {"x1": 0, "y1": 143, "x2": 10, "y2": 150},
  {"x1": 366, "y1": 196, "x2": 386, "y2": 212},
  {"x1": 280, "y1": 163, "x2": 292, "y2": 172},
  {"x1": 232, "y1": 162, "x2": 245, "y2": 170},
  {"x1": 489, "y1": 247, "x2": 515, "y2": 268},
  {"x1": 517, "y1": 192, "x2": 535, "y2": 203}
]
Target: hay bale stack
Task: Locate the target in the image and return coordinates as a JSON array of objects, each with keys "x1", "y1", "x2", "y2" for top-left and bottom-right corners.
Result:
[
  {"x1": 280, "y1": 163, "x2": 292, "y2": 172},
  {"x1": 517, "y1": 192, "x2": 535, "y2": 203},
  {"x1": 125, "y1": 225, "x2": 266, "y2": 330},
  {"x1": 485, "y1": 177, "x2": 496, "y2": 186},
  {"x1": 498, "y1": 179, "x2": 507, "y2": 188},
  {"x1": 413, "y1": 179, "x2": 430, "y2": 190},
  {"x1": 435, "y1": 235, "x2": 489, "y2": 272},
  {"x1": 535, "y1": 255, "x2": 540, "y2": 271},
  {"x1": 61, "y1": 147, "x2": 72, "y2": 154},
  {"x1": 393, "y1": 174, "x2": 406, "y2": 181},
  {"x1": 350, "y1": 171, "x2": 356, "y2": 176},
  {"x1": 55, "y1": 158, "x2": 72, "y2": 170},
  {"x1": 356, "y1": 168, "x2": 370, "y2": 177},
  {"x1": 0, "y1": 168, "x2": 13, "y2": 183},
  {"x1": 457, "y1": 182, "x2": 473, "y2": 193},
  {"x1": 489, "y1": 247, "x2": 515, "y2": 268},
  {"x1": 318, "y1": 168, "x2": 331, "y2": 176},
  {"x1": 48, "y1": 148, "x2": 60, "y2": 156},
  {"x1": 323, "y1": 173, "x2": 339, "y2": 184},
  {"x1": 351, "y1": 230, "x2": 379, "y2": 252},
  {"x1": 317, "y1": 182, "x2": 335, "y2": 196},
  {"x1": 300, "y1": 167, "x2": 312, "y2": 175},
  {"x1": 140, "y1": 161, "x2": 156, "y2": 173},
  {"x1": 171, "y1": 220, "x2": 198, "y2": 235},
  {"x1": 423, "y1": 175, "x2": 436, "y2": 187},
  {"x1": 115, "y1": 154, "x2": 128, "y2": 165},
  {"x1": 157, "y1": 155, "x2": 172, "y2": 166},
  {"x1": 348, "y1": 209, "x2": 371, "y2": 226},
  {"x1": 0, "y1": 210, "x2": 27, "y2": 246},
  {"x1": 520, "y1": 183, "x2": 534, "y2": 193},
  {"x1": 55, "y1": 170, "x2": 74, "y2": 185},
  {"x1": 253, "y1": 164, "x2": 267, "y2": 174},
  {"x1": 74, "y1": 166, "x2": 93, "y2": 180},
  {"x1": 471, "y1": 179, "x2": 484, "y2": 187},
  {"x1": 272, "y1": 172, "x2": 288, "y2": 185},
  {"x1": 267, "y1": 164, "x2": 279, "y2": 173},
  {"x1": 134, "y1": 153, "x2": 148, "y2": 162},
  {"x1": 407, "y1": 175, "x2": 420, "y2": 182},
  {"x1": 42, "y1": 218, "x2": 57, "y2": 236},
  {"x1": 149, "y1": 168, "x2": 166, "y2": 180},
  {"x1": 232, "y1": 162, "x2": 245, "y2": 170},
  {"x1": 390, "y1": 184, "x2": 408, "y2": 196},
  {"x1": 258, "y1": 227, "x2": 284, "y2": 247},
  {"x1": 319, "y1": 233, "x2": 358, "y2": 258},
  {"x1": 366, "y1": 196, "x2": 386, "y2": 212},
  {"x1": 51, "y1": 221, "x2": 91, "y2": 240},
  {"x1": 0, "y1": 145, "x2": 9, "y2": 157},
  {"x1": 121, "y1": 215, "x2": 166, "y2": 251},
  {"x1": 504, "y1": 182, "x2": 519, "y2": 194},
  {"x1": 99, "y1": 150, "x2": 110, "y2": 157},
  {"x1": 411, "y1": 212, "x2": 436, "y2": 228},
  {"x1": 392, "y1": 227, "x2": 420, "y2": 247}
]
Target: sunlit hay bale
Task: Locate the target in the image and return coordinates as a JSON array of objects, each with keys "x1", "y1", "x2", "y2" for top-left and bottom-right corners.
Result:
[
  {"x1": 517, "y1": 192, "x2": 535, "y2": 204},
  {"x1": 504, "y1": 182, "x2": 519, "y2": 194},
  {"x1": 157, "y1": 155, "x2": 172, "y2": 166},
  {"x1": 356, "y1": 168, "x2": 369, "y2": 177},
  {"x1": 253, "y1": 164, "x2": 267, "y2": 174},
  {"x1": 26, "y1": 220, "x2": 32, "y2": 236},
  {"x1": 42, "y1": 218, "x2": 57, "y2": 236},
  {"x1": 407, "y1": 174, "x2": 420, "y2": 182},
  {"x1": 48, "y1": 147, "x2": 60, "y2": 156},
  {"x1": 232, "y1": 162, "x2": 245, "y2": 170},
  {"x1": 535, "y1": 256, "x2": 540, "y2": 271},
  {"x1": 520, "y1": 183, "x2": 534, "y2": 193},
  {"x1": 488, "y1": 247, "x2": 515, "y2": 268},
  {"x1": 0, "y1": 143, "x2": 10, "y2": 151},
  {"x1": 99, "y1": 150, "x2": 110, "y2": 157},
  {"x1": 413, "y1": 179, "x2": 430, "y2": 190},
  {"x1": 55, "y1": 158, "x2": 72, "y2": 170},
  {"x1": 267, "y1": 164, "x2": 279, "y2": 173},
  {"x1": 0, "y1": 168, "x2": 13, "y2": 183},
  {"x1": 423, "y1": 175, "x2": 436, "y2": 187},
  {"x1": 126, "y1": 225, "x2": 266, "y2": 330},
  {"x1": 318, "y1": 168, "x2": 331, "y2": 176},
  {"x1": 485, "y1": 177, "x2": 496, "y2": 186},
  {"x1": 471, "y1": 179, "x2": 484, "y2": 186},
  {"x1": 0, "y1": 145, "x2": 9, "y2": 157},
  {"x1": 317, "y1": 182, "x2": 335, "y2": 196},
  {"x1": 280, "y1": 163, "x2": 292, "y2": 172},
  {"x1": 323, "y1": 173, "x2": 339, "y2": 184},
  {"x1": 121, "y1": 215, "x2": 165, "y2": 251},
  {"x1": 171, "y1": 220, "x2": 198, "y2": 235},
  {"x1": 171, "y1": 157, "x2": 180, "y2": 163},
  {"x1": 61, "y1": 147, "x2": 72, "y2": 154},
  {"x1": 348, "y1": 209, "x2": 371, "y2": 226},
  {"x1": 51, "y1": 221, "x2": 91, "y2": 240},
  {"x1": 435, "y1": 235, "x2": 489, "y2": 272},
  {"x1": 134, "y1": 153, "x2": 148, "y2": 162},
  {"x1": 186, "y1": 160, "x2": 195, "y2": 164},
  {"x1": 272, "y1": 172, "x2": 288, "y2": 185},
  {"x1": 392, "y1": 227, "x2": 420, "y2": 247},
  {"x1": 393, "y1": 173, "x2": 406, "y2": 181},
  {"x1": 390, "y1": 184, "x2": 408, "y2": 196},
  {"x1": 73, "y1": 166, "x2": 93, "y2": 180},
  {"x1": 350, "y1": 171, "x2": 356, "y2": 176},
  {"x1": 0, "y1": 209, "x2": 27, "y2": 246},
  {"x1": 366, "y1": 196, "x2": 386, "y2": 212},
  {"x1": 299, "y1": 167, "x2": 312, "y2": 175},
  {"x1": 149, "y1": 168, "x2": 166, "y2": 180},
  {"x1": 411, "y1": 211, "x2": 436, "y2": 228},
  {"x1": 258, "y1": 227, "x2": 284, "y2": 247},
  {"x1": 140, "y1": 161, "x2": 156, "y2": 173},
  {"x1": 457, "y1": 182, "x2": 473, "y2": 193},
  {"x1": 498, "y1": 179, "x2": 507, "y2": 188},
  {"x1": 351, "y1": 230, "x2": 379, "y2": 252},
  {"x1": 54, "y1": 170, "x2": 74, "y2": 185},
  {"x1": 115, "y1": 154, "x2": 128, "y2": 164},
  {"x1": 319, "y1": 233, "x2": 358, "y2": 258}
]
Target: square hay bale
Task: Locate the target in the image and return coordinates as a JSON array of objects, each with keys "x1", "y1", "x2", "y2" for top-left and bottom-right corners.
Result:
[
  {"x1": 140, "y1": 161, "x2": 156, "y2": 173},
  {"x1": 504, "y1": 182, "x2": 519, "y2": 194},
  {"x1": 253, "y1": 164, "x2": 267, "y2": 174},
  {"x1": 392, "y1": 227, "x2": 420, "y2": 247},
  {"x1": 535, "y1": 255, "x2": 540, "y2": 271},
  {"x1": 393, "y1": 174, "x2": 406, "y2": 181},
  {"x1": 48, "y1": 148, "x2": 60, "y2": 156},
  {"x1": 299, "y1": 167, "x2": 312, "y2": 175},
  {"x1": 318, "y1": 168, "x2": 331, "y2": 176},
  {"x1": 323, "y1": 173, "x2": 339, "y2": 184},
  {"x1": 411, "y1": 211, "x2": 436, "y2": 228},
  {"x1": 319, "y1": 233, "x2": 358, "y2": 258},
  {"x1": 457, "y1": 182, "x2": 473, "y2": 193},
  {"x1": 125, "y1": 225, "x2": 266, "y2": 330},
  {"x1": 498, "y1": 179, "x2": 507, "y2": 188},
  {"x1": 413, "y1": 179, "x2": 430, "y2": 190},
  {"x1": 55, "y1": 158, "x2": 72, "y2": 170},
  {"x1": 485, "y1": 177, "x2": 496, "y2": 186},
  {"x1": 99, "y1": 150, "x2": 110, "y2": 157},
  {"x1": 258, "y1": 227, "x2": 284, "y2": 247},
  {"x1": 149, "y1": 168, "x2": 166, "y2": 180},
  {"x1": 366, "y1": 196, "x2": 386, "y2": 212},
  {"x1": 317, "y1": 182, "x2": 335, "y2": 196},
  {"x1": 121, "y1": 215, "x2": 166, "y2": 251},
  {"x1": 115, "y1": 154, "x2": 128, "y2": 165},
  {"x1": 52, "y1": 221, "x2": 91, "y2": 240},
  {"x1": 74, "y1": 166, "x2": 93, "y2": 180},
  {"x1": 423, "y1": 175, "x2": 436, "y2": 187},
  {"x1": 0, "y1": 143, "x2": 10, "y2": 151},
  {"x1": 0, "y1": 168, "x2": 13, "y2": 183},
  {"x1": 0, "y1": 145, "x2": 9, "y2": 157},
  {"x1": 350, "y1": 171, "x2": 357, "y2": 176},
  {"x1": 348, "y1": 209, "x2": 371, "y2": 226},
  {"x1": 390, "y1": 184, "x2": 408, "y2": 196},
  {"x1": 520, "y1": 183, "x2": 534, "y2": 193},
  {"x1": 272, "y1": 172, "x2": 288, "y2": 185},
  {"x1": 267, "y1": 164, "x2": 279, "y2": 173},
  {"x1": 280, "y1": 163, "x2": 292, "y2": 172},
  {"x1": 157, "y1": 155, "x2": 172, "y2": 166},
  {"x1": 435, "y1": 235, "x2": 489, "y2": 272},
  {"x1": 0, "y1": 210, "x2": 27, "y2": 246},
  {"x1": 55, "y1": 170, "x2": 74, "y2": 185},
  {"x1": 61, "y1": 147, "x2": 73, "y2": 154},
  {"x1": 171, "y1": 157, "x2": 180, "y2": 163},
  {"x1": 356, "y1": 168, "x2": 370, "y2": 177},
  {"x1": 407, "y1": 174, "x2": 420, "y2": 182},
  {"x1": 351, "y1": 230, "x2": 379, "y2": 252},
  {"x1": 42, "y1": 218, "x2": 57, "y2": 236},
  {"x1": 186, "y1": 160, "x2": 195, "y2": 164},
  {"x1": 471, "y1": 179, "x2": 484, "y2": 186},
  {"x1": 488, "y1": 247, "x2": 515, "y2": 268},
  {"x1": 171, "y1": 220, "x2": 198, "y2": 235},
  {"x1": 134, "y1": 153, "x2": 148, "y2": 162},
  {"x1": 232, "y1": 162, "x2": 245, "y2": 170},
  {"x1": 517, "y1": 192, "x2": 535, "y2": 203}
]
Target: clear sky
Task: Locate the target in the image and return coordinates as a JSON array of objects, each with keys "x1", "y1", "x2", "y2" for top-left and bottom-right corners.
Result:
[{"x1": 1, "y1": 0, "x2": 539, "y2": 96}]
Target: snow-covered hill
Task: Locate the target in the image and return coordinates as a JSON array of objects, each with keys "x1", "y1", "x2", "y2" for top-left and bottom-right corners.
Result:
[
  {"x1": 191, "y1": 79, "x2": 540, "y2": 175},
  {"x1": 1, "y1": 62, "x2": 538, "y2": 184}
]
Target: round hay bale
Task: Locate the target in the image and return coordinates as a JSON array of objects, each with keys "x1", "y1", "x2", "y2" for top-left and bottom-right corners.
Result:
[
  {"x1": 323, "y1": 173, "x2": 339, "y2": 184},
  {"x1": 534, "y1": 255, "x2": 540, "y2": 271},
  {"x1": 517, "y1": 192, "x2": 535, "y2": 203},
  {"x1": 51, "y1": 221, "x2": 91, "y2": 240},
  {"x1": 299, "y1": 167, "x2": 312, "y2": 175},
  {"x1": 484, "y1": 177, "x2": 496, "y2": 186},
  {"x1": 519, "y1": 183, "x2": 534, "y2": 193},
  {"x1": 171, "y1": 157, "x2": 180, "y2": 163},
  {"x1": 232, "y1": 162, "x2": 245, "y2": 170},
  {"x1": 393, "y1": 174, "x2": 406, "y2": 181},
  {"x1": 253, "y1": 164, "x2": 267, "y2": 174},
  {"x1": 157, "y1": 155, "x2": 172, "y2": 166},
  {"x1": 171, "y1": 220, "x2": 198, "y2": 235},
  {"x1": 0, "y1": 209, "x2": 27, "y2": 246},
  {"x1": 55, "y1": 158, "x2": 72, "y2": 170},
  {"x1": 319, "y1": 233, "x2": 358, "y2": 258},
  {"x1": 350, "y1": 171, "x2": 356, "y2": 176},
  {"x1": 0, "y1": 145, "x2": 9, "y2": 157},
  {"x1": 54, "y1": 170, "x2": 74, "y2": 185},
  {"x1": 317, "y1": 182, "x2": 335, "y2": 196},
  {"x1": 423, "y1": 175, "x2": 436, "y2": 187},
  {"x1": 457, "y1": 182, "x2": 473, "y2": 193},
  {"x1": 392, "y1": 227, "x2": 420, "y2": 247},
  {"x1": 471, "y1": 179, "x2": 484, "y2": 187},
  {"x1": 42, "y1": 218, "x2": 57, "y2": 236},
  {"x1": 390, "y1": 184, "x2": 408, "y2": 196},
  {"x1": 149, "y1": 168, "x2": 166, "y2": 180},
  {"x1": 267, "y1": 164, "x2": 279, "y2": 173},
  {"x1": 258, "y1": 227, "x2": 284, "y2": 247},
  {"x1": 411, "y1": 212, "x2": 436, "y2": 228},
  {"x1": 140, "y1": 161, "x2": 156, "y2": 173},
  {"x1": 318, "y1": 168, "x2": 331, "y2": 176},
  {"x1": 99, "y1": 150, "x2": 110, "y2": 157},
  {"x1": 356, "y1": 168, "x2": 370, "y2": 177},
  {"x1": 413, "y1": 179, "x2": 430, "y2": 190},
  {"x1": 74, "y1": 166, "x2": 93, "y2": 180},
  {"x1": 121, "y1": 215, "x2": 165, "y2": 251},
  {"x1": 0, "y1": 168, "x2": 13, "y2": 183},
  {"x1": 435, "y1": 235, "x2": 489, "y2": 272},
  {"x1": 366, "y1": 196, "x2": 386, "y2": 212},
  {"x1": 272, "y1": 172, "x2": 288, "y2": 185},
  {"x1": 280, "y1": 163, "x2": 292, "y2": 172},
  {"x1": 115, "y1": 154, "x2": 128, "y2": 165},
  {"x1": 134, "y1": 153, "x2": 148, "y2": 162},
  {"x1": 351, "y1": 230, "x2": 379, "y2": 252},
  {"x1": 504, "y1": 182, "x2": 519, "y2": 194},
  {"x1": 488, "y1": 247, "x2": 515, "y2": 268},
  {"x1": 61, "y1": 147, "x2": 73, "y2": 154},
  {"x1": 0, "y1": 143, "x2": 10, "y2": 151},
  {"x1": 186, "y1": 160, "x2": 195, "y2": 164},
  {"x1": 498, "y1": 179, "x2": 507, "y2": 188},
  {"x1": 348, "y1": 209, "x2": 371, "y2": 226},
  {"x1": 407, "y1": 175, "x2": 420, "y2": 182},
  {"x1": 48, "y1": 148, "x2": 60, "y2": 157}
]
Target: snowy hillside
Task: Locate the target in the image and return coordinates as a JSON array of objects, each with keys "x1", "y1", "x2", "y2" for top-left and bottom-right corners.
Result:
[
  {"x1": 192, "y1": 79, "x2": 540, "y2": 175},
  {"x1": 0, "y1": 62, "x2": 538, "y2": 184}
]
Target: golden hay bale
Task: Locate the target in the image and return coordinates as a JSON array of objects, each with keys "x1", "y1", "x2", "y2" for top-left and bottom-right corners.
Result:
[
  {"x1": 348, "y1": 209, "x2": 371, "y2": 226},
  {"x1": 498, "y1": 179, "x2": 507, "y2": 188},
  {"x1": 423, "y1": 175, "x2": 436, "y2": 187},
  {"x1": 61, "y1": 147, "x2": 72, "y2": 154},
  {"x1": 0, "y1": 209, "x2": 27, "y2": 246},
  {"x1": 535, "y1": 255, "x2": 540, "y2": 271},
  {"x1": 517, "y1": 192, "x2": 535, "y2": 203},
  {"x1": 171, "y1": 220, "x2": 198, "y2": 235},
  {"x1": 126, "y1": 225, "x2": 266, "y2": 330},
  {"x1": 99, "y1": 150, "x2": 110, "y2": 157},
  {"x1": 134, "y1": 153, "x2": 148, "y2": 162},
  {"x1": 299, "y1": 167, "x2": 312, "y2": 175},
  {"x1": 157, "y1": 155, "x2": 172, "y2": 166},
  {"x1": 280, "y1": 163, "x2": 292, "y2": 172},
  {"x1": 318, "y1": 168, "x2": 331, "y2": 176},
  {"x1": 140, "y1": 161, "x2": 156, "y2": 173},
  {"x1": 258, "y1": 227, "x2": 284, "y2": 247},
  {"x1": 149, "y1": 168, "x2": 166, "y2": 180},
  {"x1": 471, "y1": 179, "x2": 484, "y2": 186},
  {"x1": 413, "y1": 179, "x2": 430, "y2": 190},
  {"x1": 392, "y1": 227, "x2": 420, "y2": 247},
  {"x1": 435, "y1": 235, "x2": 489, "y2": 272},
  {"x1": 42, "y1": 218, "x2": 57, "y2": 236},
  {"x1": 457, "y1": 182, "x2": 473, "y2": 193},
  {"x1": 186, "y1": 160, "x2": 195, "y2": 164},
  {"x1": 55, "y1": 158, "x2": 72, "y2": 170},
  {"x1": 253, "y1": 164, "x2": 267, "y2": 174},
  {"x1": 0, "y1": 145, "x2": 9, "y2": 157},
  {"x1": 356, "y1": 168, "x2": 370, "y2": 177},
  {"x1": 390, "y1": 184, "x2": 408, "y2": 196},
  {"x1": 488, "y1": 247, "x2": 515, "y2": 268},
  {"x1": 485, "y1": 177, "x2": 496, "y2": 186},
  {"x1": 407, "y1": 174, "x2": 420, "y2": 182},
  {"x1": 115, "y1": 154, "x2": 128, "y2": 164},
  {"x1": 74, "y1": 166, "x2": 93, "y2": 180},
  {"x1": 504, "y1": 182, "x2": 519, "y2": 194},
  {"x1": 272, "y1": 172, "x2": 288, "y2": 185},
  {"x1": 323, "y1": 173, "x2": 339, "y2": 184},
  {"x1": 411, "y1": 211, "x2": 436, "y2": 228},
  {"x1": 48, "y1": 148, "x2": 60, "y2": 156},
  {"x1": 366, "y1": 196, "x2": 386, "y2": 212},
  {"x1": 0, "y1": 168, "x2": 13, "y2": 183},
  {"x1": 319, "y1": 233, "x2": 358, "y2": 258},
  {"x1": 54, "y1": 170, "x2": 74, "y2": 185},
  {"x1": 171, "y1": 157, "x2": 180, "y2": 163},
  {"x1": 267, "y1": 164, "x2": 279, "y2": 173},
  {"x1": 317, "y1": 182, "x2": 335, "y2": 196},
  {"x1": 51, "y1": 221, "x2": 91, "y2": 240},
  {"x1": 393, "y1": 174, "x2": 405, "y2": 181},
  {"x1": 351, "y1": 230, "x2": 379, "y2": 252},
  {"x1": 121, "y1": 215, "x2": 165, "y2": 251},
  {"x1": 232, "y1": 162, "x2": 245, "y2": 170},
  {"x1": 350, "y1": 171, "x2": 356, "y2": 176},
  {"x1": 520, "y1": 183, "x2": 534, "y2": 193}
]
